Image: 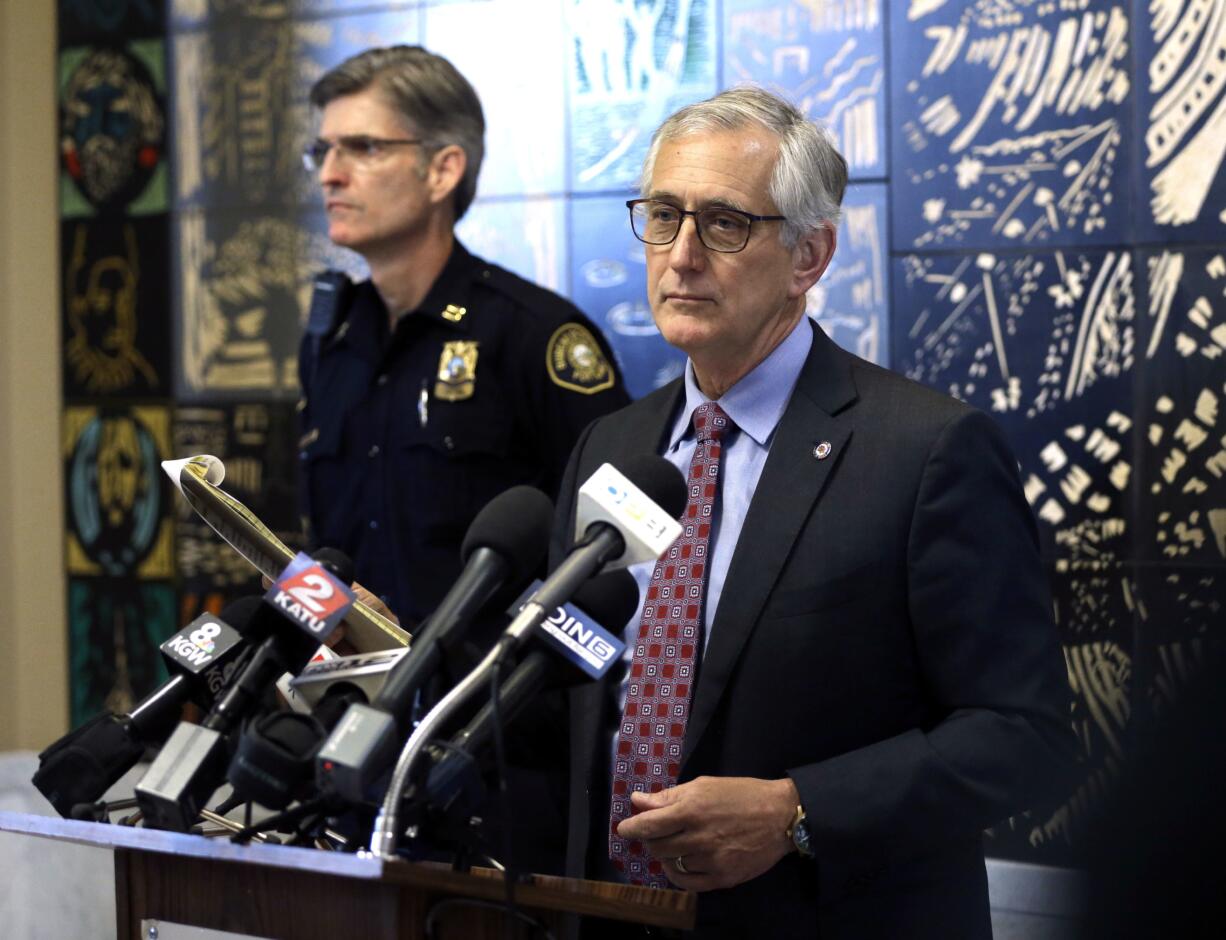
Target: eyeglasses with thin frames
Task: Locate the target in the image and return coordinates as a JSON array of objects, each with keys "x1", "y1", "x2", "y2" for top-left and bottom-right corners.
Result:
[
  {"x1": 302, "y1": 135, "x2": 425, "y2": 172},
  {"x1": 626, "y1": 198, "x2": 787, "y2": 253}
]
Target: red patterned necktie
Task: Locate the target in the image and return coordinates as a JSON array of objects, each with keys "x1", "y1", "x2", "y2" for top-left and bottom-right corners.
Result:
[{"x1": 609, "y1": 401, "x2": 731, "y2": 887}]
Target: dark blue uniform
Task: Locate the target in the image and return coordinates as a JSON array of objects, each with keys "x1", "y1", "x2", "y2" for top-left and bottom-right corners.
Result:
[{"x1": 298, "y1": 241, "x2": 630, "y2": 627}]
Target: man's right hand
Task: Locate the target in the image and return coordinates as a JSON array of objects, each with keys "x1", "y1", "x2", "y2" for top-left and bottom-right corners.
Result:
[{"x1": 352, "y1": 582, "x2": 399, "y2": 625}]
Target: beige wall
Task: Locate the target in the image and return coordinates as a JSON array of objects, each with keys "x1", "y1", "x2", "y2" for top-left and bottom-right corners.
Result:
[{"x1": 0, "y1": 2, "x2": 68, "y2": 749}]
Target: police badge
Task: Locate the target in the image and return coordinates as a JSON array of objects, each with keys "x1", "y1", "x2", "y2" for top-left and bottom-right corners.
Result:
[{"x1": 434, "y1": 341, "x2": 479, "y2": 401}]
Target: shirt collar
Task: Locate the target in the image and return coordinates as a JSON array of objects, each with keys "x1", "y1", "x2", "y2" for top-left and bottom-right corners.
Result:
[
  {"x1": 330, "y1": 239, "x2": 479, "y2": 360},
  {"x1": 667, "y1": 316, "x2": 813, "y2": 451}
]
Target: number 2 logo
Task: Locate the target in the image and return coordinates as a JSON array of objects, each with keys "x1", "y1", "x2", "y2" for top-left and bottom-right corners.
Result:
[{"x1": 286, "y1": 573, "x2": 334, "y2": 614}]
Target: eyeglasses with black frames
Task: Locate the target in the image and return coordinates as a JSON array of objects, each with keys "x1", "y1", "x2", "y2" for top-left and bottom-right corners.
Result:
[
  {"x1": 626, "y1": 198, "x2": 787, "y2": 253},
  {"x1": 302, "y1": 135, "x2": 425, "y2": 172}
]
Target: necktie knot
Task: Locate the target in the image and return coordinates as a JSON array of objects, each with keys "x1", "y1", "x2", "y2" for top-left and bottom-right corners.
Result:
[{"x1": 693, "y1": 401, "x2": 731, "y2": 444}]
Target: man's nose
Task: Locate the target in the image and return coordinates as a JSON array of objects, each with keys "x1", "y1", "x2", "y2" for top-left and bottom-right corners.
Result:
[
  {"x1": 319, "y1": 147, "x2": 348, "y2": 186},
  {"x1": 667, "y1": 216, "x2": 707, "y2": 271}
]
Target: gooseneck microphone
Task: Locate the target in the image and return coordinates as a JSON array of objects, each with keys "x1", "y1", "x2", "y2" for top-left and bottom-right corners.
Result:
[
  {"x1": 315, "y1": 486, "x2": 554, "y2": 802},
  {"x1": 31, "y1": 596, "x2": 264, "y2": 817},
  {"x1": 408, "y1": 569, "x2": 642, "y2": 860}
]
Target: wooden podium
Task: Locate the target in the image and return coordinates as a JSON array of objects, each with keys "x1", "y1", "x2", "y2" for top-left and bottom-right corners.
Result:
[{"x1": 0, "y1": 810, "x2": 694, "y2": 939}]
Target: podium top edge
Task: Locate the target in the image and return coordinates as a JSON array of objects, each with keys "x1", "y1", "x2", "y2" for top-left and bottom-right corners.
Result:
[{"x1": 0, "y1": 810, "x2": 384, "y2": 880}]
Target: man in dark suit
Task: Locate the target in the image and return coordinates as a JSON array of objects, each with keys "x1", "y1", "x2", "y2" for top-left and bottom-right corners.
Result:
[{"x1": 551, "y1": 87, "x2": 1074, "y2": 938}]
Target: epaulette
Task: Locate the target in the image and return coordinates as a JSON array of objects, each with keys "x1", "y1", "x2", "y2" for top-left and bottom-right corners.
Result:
[{"x1": 473, "y1": 260, "x2": 573, "y2": 322}]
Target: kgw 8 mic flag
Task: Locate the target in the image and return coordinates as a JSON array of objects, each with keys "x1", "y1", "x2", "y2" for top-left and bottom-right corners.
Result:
[{"x1": 32, "y1": 596, "x2": 263, "y2": 817}]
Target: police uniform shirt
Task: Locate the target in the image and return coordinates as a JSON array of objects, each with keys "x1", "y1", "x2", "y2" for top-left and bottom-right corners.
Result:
[{"x1": 298, "y1": 241, "x2": 629, "y2": 627}]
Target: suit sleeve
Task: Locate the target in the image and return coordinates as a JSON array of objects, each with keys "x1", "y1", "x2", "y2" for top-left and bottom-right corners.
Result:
[
  {"x1": 548, "y1": 416, "x2": 599, "y2": 568},
  {"x1": 789, "y1": 408, "x2": 1076, "y2": 875}
]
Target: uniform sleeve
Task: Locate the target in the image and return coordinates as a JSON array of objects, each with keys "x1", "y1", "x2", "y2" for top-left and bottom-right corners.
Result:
[
  {"x1": 789, "y1": 409, "x2": 1076, "y2": 881},
  {"x1": 295, "y1": 331, "x2": 316, "y2": 545}
]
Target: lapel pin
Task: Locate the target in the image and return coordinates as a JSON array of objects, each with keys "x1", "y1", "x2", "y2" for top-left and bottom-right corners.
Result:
[{"x1": 813, "y1": 441, "x2": 832, "y2": 460}]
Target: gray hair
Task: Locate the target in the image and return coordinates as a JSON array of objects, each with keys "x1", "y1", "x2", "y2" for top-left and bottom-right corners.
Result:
[
  {"x1": 310, "y1": 45, "x2": 484, "y2": 220},
  {"x1": 640, "y1": 86, "x2": 848, "y2": 246}
]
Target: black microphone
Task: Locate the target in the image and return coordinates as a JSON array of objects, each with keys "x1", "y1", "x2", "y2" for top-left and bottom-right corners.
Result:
[
  {"x1": 454, "y1": 568, "x2": 639, "y2": 759},
  {"x1": 31, "y1": 596, "x2": 263, "y2": 818},
  {"x1": 227, "y1": 649, "x2": 405, "y2": 810},
  {"x1": 375, "y1": 485, "x2": 554, "y2": 726},
  {"x1": 316, "y1": 486, "x2": 554, "y2": 802},
  {"x1": 136, "y1": 551, "x2": 358, "y2": 831},
  {"x1": 206, "y1": 548, "x2": 356, "y2": 735}
]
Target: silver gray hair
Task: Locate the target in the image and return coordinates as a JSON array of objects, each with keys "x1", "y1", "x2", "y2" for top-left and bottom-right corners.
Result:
[
  {"x1": 310, "y1": 46, "x2": 484, "y2": 220},
  {"x1": 640, "y1": 86, "x2": 848, "y2": 246}
]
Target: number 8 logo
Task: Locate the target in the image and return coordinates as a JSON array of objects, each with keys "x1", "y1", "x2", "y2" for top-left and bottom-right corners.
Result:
[{"x1": 190, "y1": 621, "x2": 222, "y2": 647}]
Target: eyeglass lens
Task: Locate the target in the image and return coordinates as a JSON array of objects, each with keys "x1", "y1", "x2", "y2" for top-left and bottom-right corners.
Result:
[{"x1": 630, "y1": 201, "x2": 753, "y2": 252}]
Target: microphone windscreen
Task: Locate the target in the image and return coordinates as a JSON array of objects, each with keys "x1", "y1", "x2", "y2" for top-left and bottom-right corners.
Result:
[
  {"x1": 619, "y1": 454, "x2": 688, "y2": 520},
  {"x1": 218, "y1": 595, "x2": 267, "y2": 636},
  {"x1": 572, "y1": 568, "x2": 640, "y2": 636},
  {"x1": 460, "y1": 485, "x2": 554, "y2": 582},
  {"x1": 312, "y1": 546, "x2": 356, "y2": 585}
]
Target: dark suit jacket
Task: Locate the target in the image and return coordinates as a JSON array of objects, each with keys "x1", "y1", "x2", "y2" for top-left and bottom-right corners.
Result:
[{"x1": 551, "y1": 322, "x2": 1074, "y2": 938}]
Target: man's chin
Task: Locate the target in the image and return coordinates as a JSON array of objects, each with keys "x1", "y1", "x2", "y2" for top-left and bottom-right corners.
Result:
[
  {"x1": 656, "y1": 319, "x2": 715, "y2": 360},
  {"x1": 327, "y1": 227, "x2": 366, "y2": 252}
]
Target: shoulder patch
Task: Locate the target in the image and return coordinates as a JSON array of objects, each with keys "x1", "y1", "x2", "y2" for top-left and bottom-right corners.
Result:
[{"x1": 546, "y1": 323, "x2": 616, "y2": 395}]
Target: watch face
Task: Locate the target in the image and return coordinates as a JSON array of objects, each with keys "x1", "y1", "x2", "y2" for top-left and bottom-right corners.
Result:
[{"x1": 793, "y1": 818, "x2": 814, "y2": 856}]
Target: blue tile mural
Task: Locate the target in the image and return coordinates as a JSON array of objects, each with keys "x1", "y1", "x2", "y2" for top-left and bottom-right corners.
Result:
[{"x1": 889, "y1": 1, "x2": 1135, "y2": 251}]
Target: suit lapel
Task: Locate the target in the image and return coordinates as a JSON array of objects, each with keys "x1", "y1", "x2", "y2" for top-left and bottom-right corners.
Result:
[
  {"x1": 682, "y1": 327, "x2": 859, "y2": 767},
  {"x1": 593, "y1": 380, "x2": 682, "y2": 472}
]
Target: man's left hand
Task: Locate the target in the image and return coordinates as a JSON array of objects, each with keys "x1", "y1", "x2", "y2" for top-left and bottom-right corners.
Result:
[{"x1": 616, "y1": 775, "x2": 800, "y2": 891}]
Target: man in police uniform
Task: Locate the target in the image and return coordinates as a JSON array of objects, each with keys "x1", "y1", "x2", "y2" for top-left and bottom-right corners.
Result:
[{"x1": 298, "y1": 46, "x2": 628, "y2": 628}]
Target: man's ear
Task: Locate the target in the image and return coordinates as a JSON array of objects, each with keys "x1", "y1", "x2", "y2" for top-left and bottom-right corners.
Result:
[
  {"x1": 427, "y1": 144, "x2": 467, "y2": 208},
  {"x1": 787, "y1": 222, "x2": 837, "y2": 299}
]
